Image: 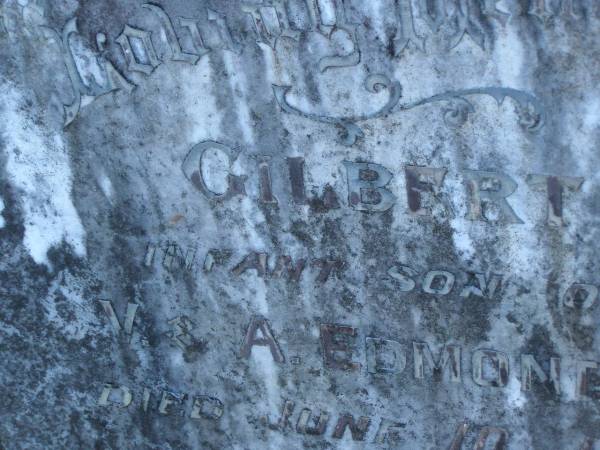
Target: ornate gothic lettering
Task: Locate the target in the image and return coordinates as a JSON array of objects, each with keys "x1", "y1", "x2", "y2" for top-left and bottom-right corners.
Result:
[
  {"x1": 394, "y1": 0, "x2": 425, "y2": 55},
  {"x1": 116, "y1": 24, "x2": 160, "y2": 74},
  {"x1": 44, "y1": 18, "x2": 134, "y2": 126},
  {"x1": 143, "y1": 3, "x2": 200, "y2": 64}
]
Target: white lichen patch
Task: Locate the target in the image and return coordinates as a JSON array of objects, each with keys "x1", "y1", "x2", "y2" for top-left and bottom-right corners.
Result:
[{"x1": 0, "y1": 81, "x2": 86, "y2": 266}]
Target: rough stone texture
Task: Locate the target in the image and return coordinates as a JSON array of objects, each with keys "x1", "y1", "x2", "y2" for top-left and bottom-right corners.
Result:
[{"x1": 1, "y1": 0, "x2": 600, "y2": 449}]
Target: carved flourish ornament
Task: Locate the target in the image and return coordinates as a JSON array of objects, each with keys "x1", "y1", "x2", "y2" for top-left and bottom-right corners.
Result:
[{"x1": 273, "y1": 75, "x2": 545, "y2": 146}]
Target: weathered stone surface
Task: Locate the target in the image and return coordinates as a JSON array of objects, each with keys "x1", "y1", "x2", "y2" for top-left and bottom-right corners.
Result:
[{"x1": 1, "y1": 0, "x2": 600, "y2": 448}]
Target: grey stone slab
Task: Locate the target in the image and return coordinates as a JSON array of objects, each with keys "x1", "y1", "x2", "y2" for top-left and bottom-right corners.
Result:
[{"x1": 0, "y1": 0, "x2": 599, "y2": 448}]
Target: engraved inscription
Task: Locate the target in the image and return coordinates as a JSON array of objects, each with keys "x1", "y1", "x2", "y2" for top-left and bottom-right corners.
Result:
[
  {"x1": 264, "y1": 398, "x2": 398, "y2": 443},
  {"x1": 98, "y1": 382, "x2": 224, "y2": 420},
  {"x1": 38, "y1": 0, "x2": 590, "y2": 126},
  {"x1": 386, "y1": 264, "x2": 503, "y2": 299},
  {"x1": 181, "y1": 149, "x2": 584, "y2": 226},
  {"x1": 144, "y1": 241, "x2": 341, "y2": 283}
]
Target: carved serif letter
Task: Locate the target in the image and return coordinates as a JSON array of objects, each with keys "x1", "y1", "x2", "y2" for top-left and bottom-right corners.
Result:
[
  {"x1": 99, "y1": 300, "x2": 138, "y2": 339},
  {"x1": 474, "y1": 427, "x2": 509, "y2": 450},
  {"x1": 320, "y1": 323, "x2": 361, "y2": 371},
  {"x1": 521, "y1": 354, "x2": 560, "y2": 394},
  {"x1": 178, "y1": 17, "x2": 211, "y2": 58},
  {"x1": 98, "y1": 384, "x2": 133, "y2": 408},
  {"x1": 422, "y1": 270, "x2": 455, "y2": 295},
  {"x1": 393, "y1": 0, "x2": 425, "y2": 55},
  {"x1": 448, "y1": 421, "x2": 469, "y2": 450},
  {"x1": 272, "y1": 255, "x2": 306, "y2": 281},
  {"x1": 190, "y1": 395, "x2": 224, "y2": 420},
  {"x1": 472, "y1": 349, "x2": 509, "y2": 387},
  {"x1": 526, "y1": 174, "x2": 583, "y2": 226},
  {"x1": 366, "y1": 337, "x2": 406, "y2": 374},
  {"x1": 182, "y1": 141, "x2": 247, "y2": 201},
  {"x1": 460, "y1": 272, "x2": 502, "y2": 299},
  {"x1": 463, "y1": 170, "x2": 523, "y2": 224},
  {"x1": 232, "y1": 252, "x2": 268, "y2": 277},
  {"x1": 269, "y1": 400, "x2": 295, "y2": 431},
  {"x1": 331, "y1": 414, "x2": 371, "y2": 441},
  {"x1": 563, "y1": 283, "x2": 599, "y2": 310},
  {"x1": 373, "y1": 418, "x2": 405, "y2": 445},
  {"x1": 242, "y1": 4, "x2": 283, "y2": 49},
  {"x1": 257, "y1": 157, "x2": 278, "y2": 204},
  {"x1": 576, "y1": 360, "x2": 599, "y2": 397},
  {"x1": 296, "y1": 408, "x2": 329, "y2": 435},
  {"x1": 240, "y1": 315, "x2": 285, "y2": 363},
  {"x1": 344, "y1": 161, "x2": 395, "y2": 212},
  {"x1": 404, "y1": 165, "x2": 447, "y2": 216},
  {"x1": 413, "y1": 342, "x2": 461, "y2": 382}
]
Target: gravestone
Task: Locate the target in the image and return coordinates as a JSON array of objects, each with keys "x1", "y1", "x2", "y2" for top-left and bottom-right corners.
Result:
[{"x1": 0, "y1": 0, "x2": 599, "y2": 448}]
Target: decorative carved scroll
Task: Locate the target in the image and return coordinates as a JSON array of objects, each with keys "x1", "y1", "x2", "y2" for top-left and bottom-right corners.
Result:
[{"x1": 273, "y1": 74, "x2": 545, "y2": 146}]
